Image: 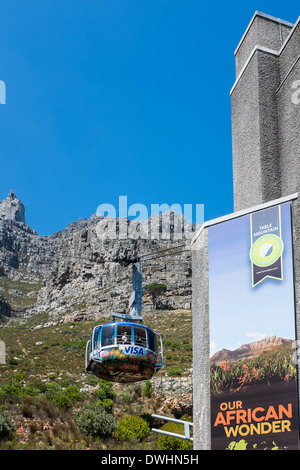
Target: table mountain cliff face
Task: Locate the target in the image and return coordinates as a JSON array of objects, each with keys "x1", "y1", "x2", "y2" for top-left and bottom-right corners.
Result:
[
  {"x1": 0, "y1": 192, "x2": 194, "y2": 323},
  {"x1": 210, "y1": 336, "x2": 292, "y2": 364}
]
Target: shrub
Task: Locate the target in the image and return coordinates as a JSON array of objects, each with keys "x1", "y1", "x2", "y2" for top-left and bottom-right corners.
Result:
[
  {"x1": 97, "y1": 380, "x2": 116, "y2": 400},
  {"x1": 0, "y1": 412, "x2": 15, "y2": 441},
  {"x1": 87, "y1": 376, "x2": 98, "y2": 387},
  {"x1": 96, "y1": 399, "x2": 113, "y2": 414},
  {"x1": 14, "y1": 372, "x2": 24, "y2": 383},
  {"x1": 23, "y1": 384, "x2": 41, "y2": 397},
  {"x1": 74, "y1": 404, "x2": 117, "y2": 438},
  {"x1": 35, "y1": 398, "x2": 59, "y2": 421},
  {"x1": 157, "y1": 421, "x2": 193, "y2": 450},
  {"x1": 120, "y1": 388, "x2": 133, "y2": 405},
  {"x1": 0, "y1": 380, "x2": 23, "y2": 397},
  {"x1": 167, "y1": 366, "x2": 182, "y2": 376},
  {"x1": 142, "y1": 380, "x2": 152, "y2": 397},
  {"x1": 44, "y1": 382, "x2": 61, "y2": 400},
  {"x1": 22, "y1": 403, "x2": 34, "y2": 418},
  {"x1": 116, "y1": 416, "x2": 150, "y2": 441},
  {"x1": 60, "y1": 379, "x2": 70, "y2": 388},
  {"x1": 43, "y1": 382, "x2": 79, "y2": 409},
  {"x1": 52, "y1": 393, "x2": 73, "y2": 410},
  {"x1": 144, "y1": 283, "x2": 167, "y2": 296},
  {"x1": 63, "y1": 385, "x2": 83, "y2": 401},
  {"x1": 27, "y1": 379, "x2": 47, "y2": 394}
]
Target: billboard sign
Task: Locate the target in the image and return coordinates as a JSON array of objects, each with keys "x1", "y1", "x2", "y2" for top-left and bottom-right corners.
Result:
[{"x1": 208, "y1": 202, "x2": 299, "y2": 450}]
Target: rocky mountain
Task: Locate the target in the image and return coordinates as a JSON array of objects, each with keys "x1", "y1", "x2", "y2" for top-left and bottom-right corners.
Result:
[
  {"x1": 0, "y1": 190, "x2": 25, "y2": 223},
  {"x1": 0, "y1": 192, "x2": 195, "y2": 324},
  {"x1": 210, "y1": 336, "x2": 292, "y2": 364}
]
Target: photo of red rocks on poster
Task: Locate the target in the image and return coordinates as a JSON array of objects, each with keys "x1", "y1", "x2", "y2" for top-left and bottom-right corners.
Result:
[{"x1": 208, "y1": 202, "x2": 299, "y2": 450}]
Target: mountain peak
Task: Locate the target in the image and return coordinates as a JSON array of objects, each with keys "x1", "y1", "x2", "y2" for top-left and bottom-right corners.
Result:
[
  {"x1": 0, "y1": 191, "x2": 25, "y2": 223},
  {"x1": 211, "y1": 336, "x2": 292, "y2": 364}
]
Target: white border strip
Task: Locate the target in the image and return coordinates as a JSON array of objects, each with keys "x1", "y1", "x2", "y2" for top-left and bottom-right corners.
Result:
[{"x1": 191, "y1": 193, "x2": 298, "y2": 246}]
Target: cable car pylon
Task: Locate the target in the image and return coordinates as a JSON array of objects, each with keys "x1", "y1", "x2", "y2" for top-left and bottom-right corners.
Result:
[
  {"x1": 85, "y1": 252, "x2": 164, "y2": 383},
  {"x1": 112, "y1": 259, "x2": 143, "y2": 324}
]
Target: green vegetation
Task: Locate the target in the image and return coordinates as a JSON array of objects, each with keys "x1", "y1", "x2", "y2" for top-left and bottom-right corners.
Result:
[
  {"x1": 142, "y1": 380, "x2": 152, "y2": 397},
  {"x1": 74, "y1": 404, "x2": 117, "y2": 438},
  {"x1": 157, "y1": 415, "x2": 193, "y2": 450},
  {"x1": 116, "y1": 416, "x2": 150, "y2": 441},
  {"x1": 167, "y1": 366, "x2": 183, "y2": 377},
  {"x1": 0, "y1": 412, "x2": 15, "y2": 441},
  {"x1": 144, "y1": 283, "x2": 167, "y2": 296},
  {"x1": 0, "y1": 309, "x2": 192, "y2": 449}
]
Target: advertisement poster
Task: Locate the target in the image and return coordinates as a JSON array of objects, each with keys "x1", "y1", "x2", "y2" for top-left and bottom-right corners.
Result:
[{"x1": 208, "y1": 202, "x2": 299, "y2": 450}]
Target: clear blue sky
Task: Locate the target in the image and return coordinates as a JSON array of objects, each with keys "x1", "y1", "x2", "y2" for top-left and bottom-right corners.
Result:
[{"x1": 0, "y1": 1, "x2": 299, "y2": 235}]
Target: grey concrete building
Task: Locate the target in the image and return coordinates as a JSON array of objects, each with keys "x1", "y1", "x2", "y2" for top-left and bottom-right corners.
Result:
[
  {"x1": 192, "y1": 11, "x2": 300, "y2": 450},
  {"x1": 231, "y1": 11, "x2": 300, "y2": 211}
]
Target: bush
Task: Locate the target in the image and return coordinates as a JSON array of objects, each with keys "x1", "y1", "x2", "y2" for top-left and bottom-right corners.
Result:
[
  {"x1": 157, "y1": 421, "x2": 193, "y2": 450},
  {"x1": 120, "y1": 388, "x2": 133, "y2": 405},
  {"x1": 116, "y1": 416, "x2": 150, "y2": 441},
  {"x1": 96, "y1": 398, "x2": 113, "y2": 414},
  {"x1": 167, "y1": 366, "x2": 182, "y2": 376},
  {"x1": 63, "y1": 385, "x2": 83, "y2": 402},
  {"x1": 43, "y1": 382, "x2": 82, "y2": 409},
  {"x1": 14, "y1": 372, "x2": 24, "y2": 383},
  {"x1": 74, "y1": 404, "x2": 117, "y2": 438},
  {"x1": 142, "y1": 380, "x2": 152, "y2": 397},
  {"x1": 0, "y1": 412, "x2": 15, "y2": 441},
  {"x1": 21, "y1": 403, "x2": 34, "y2": 418},
  {"x1": 27, "y1": 379, "x2": 48, "y2": 394},
  {"x1": 52, "y1": 393, "x2": 73, "y2": 410},
  {"x1": 97, "y1": 380, "x2": 116, "y2": 400},
  {"x1": 144, "y1": 283, "x2": 167, "y2": 296},
  {"x1": 23, "y1": 384, "x2": 41, "y2": 397},
  {"x1": 0, "y1": 380, "x2": 23, "y2": 397},
  {"x1": 44, "y1": 382, "x2": 61, "y2": 400}
]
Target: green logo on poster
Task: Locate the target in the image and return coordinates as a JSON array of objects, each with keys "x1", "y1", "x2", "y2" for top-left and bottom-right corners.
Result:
[{"x1": 249, "y1": 234, "x2": 284, "y2": 267}]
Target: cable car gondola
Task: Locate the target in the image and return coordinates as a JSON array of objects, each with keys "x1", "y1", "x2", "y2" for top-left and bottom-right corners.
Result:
[
  {"x1": 85, "y1": 318, "x2": 163, "y2": 383},
  {"x1": 85, "y1": 259, "x2": 163, "y2": 383}
]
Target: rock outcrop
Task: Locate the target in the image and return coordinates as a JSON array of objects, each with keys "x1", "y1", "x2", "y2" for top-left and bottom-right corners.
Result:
[
  {"x1": 0, "y1": 191, "x2": 25, "y2": 223},
  {"x1": 210, "y1": 336, "x2": 292, "y2": 364}
]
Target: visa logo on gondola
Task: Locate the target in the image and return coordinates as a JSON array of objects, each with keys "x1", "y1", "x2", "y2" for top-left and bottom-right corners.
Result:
[{"x1": 123, "y1": 346, "x2": 145, "y2": 355}]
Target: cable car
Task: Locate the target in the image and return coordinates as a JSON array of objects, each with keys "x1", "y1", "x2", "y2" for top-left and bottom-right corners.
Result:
[
  {"x1": 85, "y1": 259, "x2": 164, "y2": 383},
  {"x1": 85, "y1": 319, "x2": 163, "y2": 383}
]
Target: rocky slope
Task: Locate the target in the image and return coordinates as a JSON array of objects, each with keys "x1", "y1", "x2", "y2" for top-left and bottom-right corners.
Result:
[
  {"x1": 210, "y1": 336, "x2": 292, "y2": 364},
  {"x1": 0, "y1": 191, "x2": 195, "y2": 323}
]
